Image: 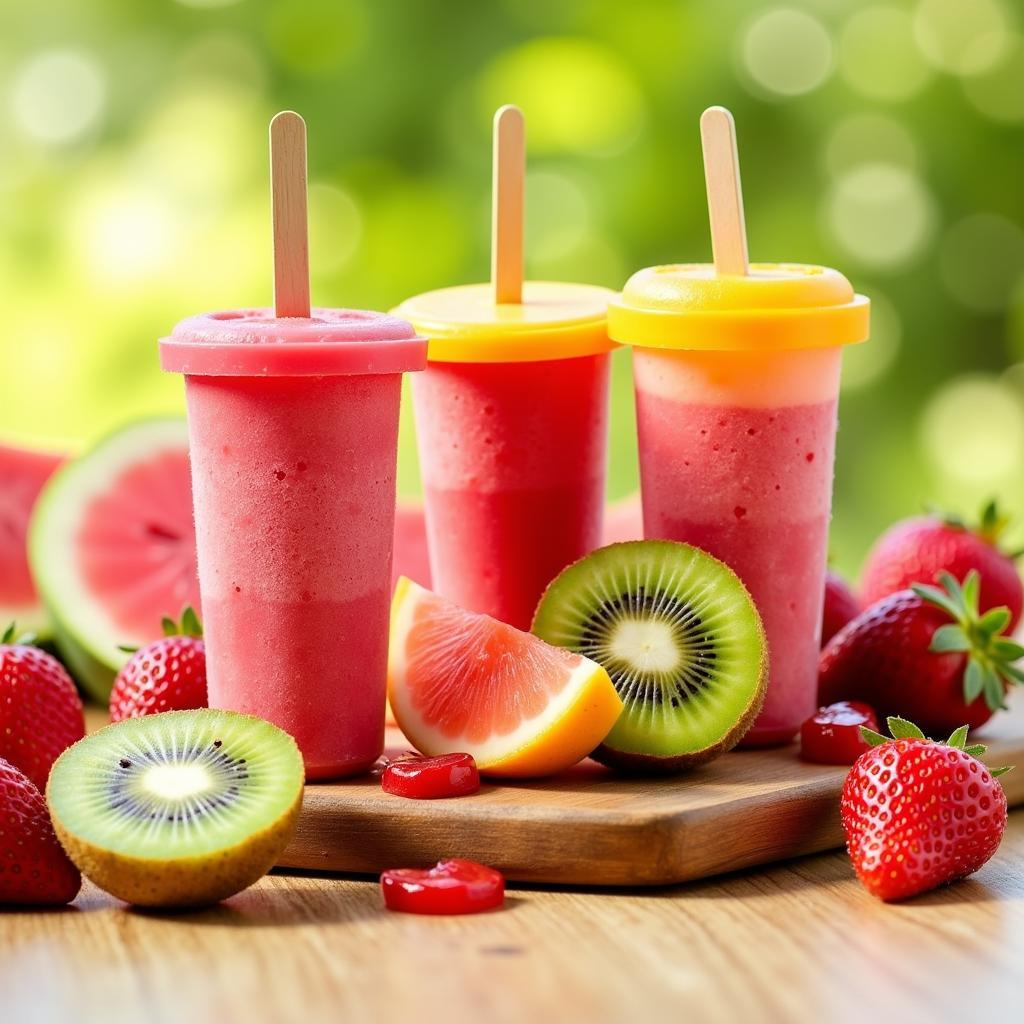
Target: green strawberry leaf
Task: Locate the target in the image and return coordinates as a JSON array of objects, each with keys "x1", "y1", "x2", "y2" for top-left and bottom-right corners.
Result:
[
  {"x1": 887, "y1": 717, "x2": 926, "y2": 740},
  {"x1": 961, "y1": 570, "x2": 981, "y2": 617},
  {"x1": 912, "y1": 583, "x2": 962, "y2": 622},
  {"x1": 983, "y1": 665, "x2": 1008, "y2": 711},
  {"x1": 930, "y1": 624, "x2": 972, "y2": 653},
  {"x1": 1, "y1": 623, "x2": 15, "y2": 645},
  {"x1": 991, "y1": 766, "x2": 1015, "y2": 778},
  {"x1": 860, "y1": 727, "x2": 891, "y2": 747},
  {"x1": 964, "y1": 744, "x2": 988, "y2": 757},
  {"x1": 993, "y1": 638, "x2": 1024, "y2": 661},
  {"x1": 964, "y1": 658, "x2": 986, "y2": 702},
  {"x1": 180, "y1": 605, "x2": 203, "y2": 638},
  {"x1": 161, "y1": 616, "x2": 177, "y2": 637},
  {"x1": 946, "y1": 725, "x2": 969, "y2": 749},
  {"x1": 1002, "y1": 664, "x2": 1024, "y2": 686},
  {"x1": 117, "y1": 643, "x2": 140, "y2": 654},
  {"x1": 978, "y1": 607, "x2": 1012, "y2": 637}
]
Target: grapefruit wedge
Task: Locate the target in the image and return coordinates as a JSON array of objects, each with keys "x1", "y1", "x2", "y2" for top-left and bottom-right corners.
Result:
[
  {"x1": 0, "y1": 442, "x2": 65, "y2": 635},
  {"x1": 29, "y1": 419, "x2": 200, "y2": 701},
  {"x1": 388, "y1": 577, "x2": 623, "y2": 778}
]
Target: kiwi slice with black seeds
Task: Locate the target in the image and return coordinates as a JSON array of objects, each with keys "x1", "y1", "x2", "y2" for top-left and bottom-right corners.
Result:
[
  {"x1": 532, "y1": 540, "x2": 767, "y2": 772},
  {"x1": 47, "y1": 709, "x2": 304, "y2": 907}
]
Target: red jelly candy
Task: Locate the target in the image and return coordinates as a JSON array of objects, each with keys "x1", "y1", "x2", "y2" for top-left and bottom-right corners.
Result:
[
  {"x1": 800, "y1": 701, "x2": 880, "y2": 765},
  {"x1": 381, "y1": 752, "x2": 480, "y2": 799},
  {"x1": 381, "y1": 859, "x2": 505, "y2": 915}
]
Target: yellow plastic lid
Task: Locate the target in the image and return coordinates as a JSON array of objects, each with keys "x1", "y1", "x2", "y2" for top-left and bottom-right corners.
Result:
[
  {"x1": 607, "y1": 263, "x2": 870, "y2": 352},
  {"x1": 392, "y1": 281, "x2": 617, "y2": 363}
]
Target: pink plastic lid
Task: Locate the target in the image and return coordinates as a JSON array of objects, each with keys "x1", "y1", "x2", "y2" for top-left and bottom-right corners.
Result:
[{"x1": 160, "y1": 308, "x2": 427, "y2": 377}]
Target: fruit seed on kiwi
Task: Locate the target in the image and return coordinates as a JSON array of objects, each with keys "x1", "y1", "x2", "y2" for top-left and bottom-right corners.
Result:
[
  {"x1": 46, "y1": 708, "x2": 304, "y2": 907},
  {"x1": 532, "y1": 540, "x2": 767, "y2": 772}
]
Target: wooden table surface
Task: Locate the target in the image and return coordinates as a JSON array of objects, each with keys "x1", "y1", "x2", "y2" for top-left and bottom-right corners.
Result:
[{"x1": 3, "y1": 810, "x2": 1022, "y2": 1024}]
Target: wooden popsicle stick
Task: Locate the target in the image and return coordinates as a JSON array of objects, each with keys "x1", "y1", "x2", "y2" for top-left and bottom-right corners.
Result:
[
  {"x1": 700, "y1": 106, "x2": 749, "y2": 276},
  {"x1": 491, "y1": 104, "x2": 525, "y2": 305},
  {"x1": 270, "y1": 110, "x2": 311, "y2": 318}
]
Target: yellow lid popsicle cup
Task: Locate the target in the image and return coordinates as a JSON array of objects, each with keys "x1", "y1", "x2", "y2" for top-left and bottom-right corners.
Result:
[
  {"x1": 393, "y1": 106, "x2": 616, "y2": 630},
  {"x1": 608, "y1": 107, "x2": 870, "y2": 747}
]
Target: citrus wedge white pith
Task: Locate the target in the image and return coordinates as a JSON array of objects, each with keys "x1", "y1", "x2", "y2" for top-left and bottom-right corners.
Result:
[{"x1": 388, "y1": 578, "x2": 623, "y2": 778}]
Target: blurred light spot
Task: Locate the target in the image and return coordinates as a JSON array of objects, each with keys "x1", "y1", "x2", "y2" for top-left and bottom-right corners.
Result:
[
  {"x1": 479, "y1": 39, "x2": 644, "y2": 154},
  {"x1": 10, "y1": 50, "x2": 105, "y2": 145},
  {"x1": 525, "y1": 171, "x2": 590, "y2": 262},
  {"x1": 530, "y1": 232, "x2": 626, "y2": 291},
  {"x1": 939, "y1": 214, "x2": 1024, "y2": 313},
  {"x1": 264, "y1": 0, "x2": 366, "y2": 76},
  {"x1": 824, "y1": 114, "x2": 919, "y2": 177},
  {"x1": 72, "y1": 185, "x2": 180, "y2": 285},
  {"x1": 825, "y1": 164, "x2": 934, "y2": 268},
  {"x1": 841, "y1": 291, "x2": 901, "y2": 391},
  {"x1": 921, "y1": 376, "x2": 1024, "y2": 484},
  {"x1": 740, "y1": 9, "x2": 833, "y2": 98},
  {"x1": 309, "y1": 183, "x2": 362, "y2": 277},
  {"x1": 963, "y1": 35, "x2": 1024, "y2": 123},
  {"x1": 178, "y1": 34, "x2": 266, "y2": 91},
  {"x1": 914, "y1": 0, "x2": 1011, "y2": 76},
  {"x1": 839, "y1": 6, "x2": 931, "y2": 101},
  {"x1": 136, "y1": 83, "x2": 261, "y2": 204}
]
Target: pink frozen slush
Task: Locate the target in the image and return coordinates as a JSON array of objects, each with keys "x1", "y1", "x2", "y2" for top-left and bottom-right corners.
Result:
[
  {"x1": 394, "y1": 282, "x2": 615, "y2": 631},
  {"x1": 609, "y1": 265, "x2": 869, "y2": 745},
  {"x1": 160, "y1": 309, "x2": 426, "y2": 778}
]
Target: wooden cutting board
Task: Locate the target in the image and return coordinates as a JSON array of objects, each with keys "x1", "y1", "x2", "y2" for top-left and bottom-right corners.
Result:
[{"x1": 279, "y1": 698, "x2": 1024, "y2": 887}]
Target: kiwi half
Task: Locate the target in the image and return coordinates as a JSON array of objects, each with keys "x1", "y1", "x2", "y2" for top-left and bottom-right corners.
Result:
[
  {"x1": 532, "y1": 540, "x2": 767, "y2": 773},
  {"x1": 47, "y1": 709, "x2": 304, "y2": 907}
]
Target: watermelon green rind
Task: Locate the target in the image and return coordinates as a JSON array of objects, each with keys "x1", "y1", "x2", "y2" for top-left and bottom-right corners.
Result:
[{"x1": 28, "y1": 418, "x2": 191, "y2": 702}]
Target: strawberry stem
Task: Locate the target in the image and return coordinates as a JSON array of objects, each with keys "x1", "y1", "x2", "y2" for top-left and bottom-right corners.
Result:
[{"x1": 913, "y1": 570, "x2": 1023, "y2": 712}]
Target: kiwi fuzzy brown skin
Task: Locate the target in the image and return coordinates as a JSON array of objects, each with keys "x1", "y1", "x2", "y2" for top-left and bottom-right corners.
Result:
[
  {"x1": 533, "y1": 540, "x2": 770, "y2": 774},
  {"x1": 48, "y1": 783, "x2": 303, "y2": 908}
]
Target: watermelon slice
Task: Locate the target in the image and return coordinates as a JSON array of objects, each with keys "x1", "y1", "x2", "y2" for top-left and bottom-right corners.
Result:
[
  {"x1": 602, "y1": 492, "x2": 643, "y2": 546},
  {"x1": 0, "y1": 442, "x2": 65, "y2": 636},
  {"x1": 392, "y1": 499, "x2": 431, "y2": 590},
  {"x1": 29, "y1": 419, "x2": 199, "y2": 701}
]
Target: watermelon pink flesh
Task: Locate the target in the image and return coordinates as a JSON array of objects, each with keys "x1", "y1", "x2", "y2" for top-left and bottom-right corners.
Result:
[
  {"x1": 0, "y1": 443, "x2": 64, "y2": 615},
  {"x1": 602, "y1": 493, "x2": 643, "y2": 546},
  {"x1": 78, "y1": 448, "x2": 201, "y2": 638},
  {"x1": 393, "y1": 500, "x2": 432, "y2": 590}
]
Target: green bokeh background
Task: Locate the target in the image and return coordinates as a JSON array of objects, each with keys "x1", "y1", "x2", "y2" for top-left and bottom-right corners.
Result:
[{"x1": 2, "y1": 0, "x2": 1023, "y2": 577}]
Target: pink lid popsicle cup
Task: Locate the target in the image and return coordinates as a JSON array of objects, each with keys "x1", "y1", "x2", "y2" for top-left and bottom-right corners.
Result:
[
  {"x1": 160, "y1": 113, "x2": 426, "y2": 779},
  {"x1": 608, "y1": 109, "x2": 870, "y2": 747}
]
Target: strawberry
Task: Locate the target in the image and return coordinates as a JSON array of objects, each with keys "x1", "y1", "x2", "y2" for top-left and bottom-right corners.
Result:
[
  {"x1": 841, "y1": 717, "x2": 1010, "y2": 901},
  {"x1": 0, "y1": 757, "x2": 81, "y2": 905},
  {"x1": 819, "y1": 571, "x2": 1024, "y2": 735},
  {"x1": 0, "y1": 625, "x2": 85, "y2": 791},
  {"x1": 861, "y1": 500, "x2": 1023, "y2": 631},
  {"x1": 821, "y1": 571, "x2": 861, "y2": 647},
  {"x1": 109, "y1": 607, "x2": 207, "y2": 723}
]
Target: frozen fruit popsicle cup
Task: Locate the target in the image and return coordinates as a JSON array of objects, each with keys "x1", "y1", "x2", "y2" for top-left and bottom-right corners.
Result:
[
  {"x1": 160, "y1": 112, "x2": 426, "y2": 779},
  {"x1": 393, "y1": 106, "x2": 616, "y2": 630},
  {"x1": 608, "y1": 108, "x2": 870, "y2": 746}
]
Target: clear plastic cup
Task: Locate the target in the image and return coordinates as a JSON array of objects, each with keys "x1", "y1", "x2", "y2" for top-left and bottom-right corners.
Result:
[
  {"x1": 609, "y1": 265, "x2": 869, "y2": 745},
  {"x1": 160, "y1": 308, "x2": 426, "y2": 778}
]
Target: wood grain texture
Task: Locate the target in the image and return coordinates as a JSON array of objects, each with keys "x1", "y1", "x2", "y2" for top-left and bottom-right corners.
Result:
[
  {"x1": 700, "y1": 105, "x2": 749, "y2": 275},
  {"x1": 270, "y1": 110, "x2": 310, "y2": 318},
  {"x1": 281, "y1": 699, "x2": 1024, "y2": 886},
  {"x1": 3, "y1": 815, "x2": 1023, "y2": 1024},
  {"x1": 491, "y1": 104, "x2": 524, "y2": 305}
]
